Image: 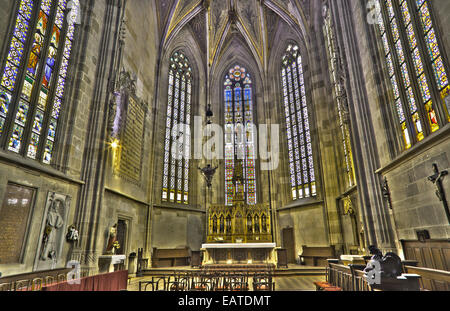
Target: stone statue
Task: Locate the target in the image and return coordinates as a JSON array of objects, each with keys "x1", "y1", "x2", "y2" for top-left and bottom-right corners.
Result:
[
  {"x1": 322, "y1": 0, "x2": 329, "y2": 18},
  {"x1": 40, "y1": 200, "x2": 65, "y2": 261},
  {"x1": 66, "y1": 225, "x2": 79, "y2": 242},
  {"x1": 106, "y1": 224, "x2": 118, "y2": 254}
]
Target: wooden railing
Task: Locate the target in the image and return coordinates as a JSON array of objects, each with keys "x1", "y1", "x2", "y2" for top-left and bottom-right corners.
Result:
[
  {"x1": 42, "y1": 270, "x2": 128, "y2": 291},
  {"x1": 0, "y1": 268, "x2": 90, "y2": 291},
  {"x1": 0, "y1": 268, "x2": 71, "y2": 291},
  {"x1": 404, "y1": 266, "x2": 450, "y2": 291}
]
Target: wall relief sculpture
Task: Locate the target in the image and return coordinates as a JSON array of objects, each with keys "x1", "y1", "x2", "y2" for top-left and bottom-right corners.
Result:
[{"x1": 35, "y1": 192, "x2": 71, "y2": 270}]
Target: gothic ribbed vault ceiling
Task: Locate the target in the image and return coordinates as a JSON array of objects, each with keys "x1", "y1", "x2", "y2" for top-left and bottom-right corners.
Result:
[{"x1": 155, "y1": 0, "x2": 312, "y2": 70}]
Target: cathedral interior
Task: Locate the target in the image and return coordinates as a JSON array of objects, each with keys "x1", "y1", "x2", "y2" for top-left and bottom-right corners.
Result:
[{"x1": 0, "y1": 0, "x2": 449, "y2": 292}]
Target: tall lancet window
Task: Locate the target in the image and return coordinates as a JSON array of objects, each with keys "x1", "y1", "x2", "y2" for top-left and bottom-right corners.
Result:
[
  {"x1": 162, "y1": 51, "x2": 192, "y2": 204},
  {"x1": 224, "y1": 65, "x2": 257, "y2": 206},
  {"x1": 281, "y1": 44, "x2": 316, "y2": 201},
  {"x1": 323, "y1": 9, "x2": 356, "y2": 189},
  {"x1": 376, "y1": 0, "x2": 449, "y2": 151},
  {"x1": 0, "y1": 0, "x2": 80, "y2": 164}
]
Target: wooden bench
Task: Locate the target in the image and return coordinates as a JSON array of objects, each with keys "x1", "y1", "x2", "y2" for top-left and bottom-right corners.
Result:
[
  {"x1": 326, "y1": 262, "x2": 423, "y2": 291},
  {"x1": 152, "y1": 247, "x2": 191, "y2": 268},
  {"x1": 404, "y1": 265, "x2": 450, "y2": 291},
  {"x1": 300, "y1": 245, "x2": 336, "y2": 266}
]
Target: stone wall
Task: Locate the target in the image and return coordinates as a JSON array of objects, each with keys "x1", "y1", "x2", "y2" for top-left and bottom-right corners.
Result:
[
  {"x1": 0, "y1": 0, "x2": 14, "y2": 57},
  {"x1": 278, "y1": 204, "x2": 330, "y2": 254},
  {"x1": 344, "y1": 0, "x2": 450, "y2": 255},
  {"x1": 0, "y1": 0, "x2": 159, "y2": 276},
  {"x1": 0, "y1": 0, "x2": 448, "y2": 277},
  {"x1": 0, "y1": 163, "x2": 80, "y2": 276},
  {"x1": 102, "y1": 190, "x2": 148, "y2": 256},
  {"x1": 382, "y1": 130, "x2": 450, "y2": 243},
  {"x1": 151, "y1": 207, "x2": 205, "y2": 252}
]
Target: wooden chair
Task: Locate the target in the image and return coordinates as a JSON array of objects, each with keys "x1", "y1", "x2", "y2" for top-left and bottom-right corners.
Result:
[
  {"x1": 139, "y1": 277, "x2": 167, "y2": 291},
  {"x1": 15, "y1": 280, "x2": 31, "y2": 291},
  {"x1": 167, "y1": 273, "x2": 190, "y2": 291},
  {"x1": 31, "y1": 278, "x2": 43, "y2": 291},
  {"x1": 253, "y1": 273, "x2": 275, "y2": 291},
  {"x1": 190, "y1": 274, "x2": 211, "y2": 291},
  {"x1": 57, "y1": 273, "x2": 67, "y2": 283},
  {"x1": 228, "y1": 274, "x2": 249, "y2": 291},
  {"x1": 0, "y1": 282, "x2": 12, "y2": 291},
  {"x1": 44, "y1": 276, "x2": 55, "y2": 286}
]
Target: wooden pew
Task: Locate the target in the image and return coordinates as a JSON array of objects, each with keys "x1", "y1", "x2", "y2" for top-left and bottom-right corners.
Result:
[
  {"x1": 314, "y1": 260, "x2": 342, "y2": 291},
  {"x1": 152, "y1": 247, "x2": 191, "y2": 268},
  {"x1": 404, "y1": 266, "x2": 450, "y2": 291},
  {"x1": 325, "y1": 261, "x2": 422, "y2": 291},
  {"x1": 329, "y1": 263, "x2": 353, "y2": 291},
  {"x1": 300, "y1": 245, "x2": 336, "y2": 266}
]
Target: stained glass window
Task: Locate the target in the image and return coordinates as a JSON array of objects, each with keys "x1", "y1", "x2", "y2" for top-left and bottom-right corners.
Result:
[
  {"x1": 162, "y1": 51, "x2": 192, "y2": 205},
  {"x1": 0, "y1": 0, "x2": 79, "y2": 163},
  {"x1": 281, "y1": 45, "x2": 316, "y2": 201},
  {"x1": 224, "y1": 65, "x2": 257, "y2": 206},
  {"x1": 323, "y1": 9, "x2": 356, "y2": 190},
  {"x1": 376, "y1": 0, "x2": 449, "y2": 151},
  {"x1": 414, "y1": 0, "x2": 450, "y2": 122}
]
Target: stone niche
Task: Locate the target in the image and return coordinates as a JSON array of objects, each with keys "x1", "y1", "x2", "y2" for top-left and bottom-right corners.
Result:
[
  {"x1": 33, "y1": 192, "x2": 71, "y2": 271},
  {"x1": 0, "y1": 183, "x2": 35, "y2": 265}
]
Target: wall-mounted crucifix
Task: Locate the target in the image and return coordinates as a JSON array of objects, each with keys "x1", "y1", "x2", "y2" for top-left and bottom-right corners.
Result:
[
  {"x1": 427, "y1": 163, "x2": 449, "y2": 224},
  {"x1": 199, "y1": 164, "x2": 218, "y2": 188}
]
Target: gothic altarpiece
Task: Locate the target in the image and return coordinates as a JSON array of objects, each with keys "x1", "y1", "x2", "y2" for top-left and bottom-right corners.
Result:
[{"x1": 203, "y1": 160, "x2": 275, "y2": 265}]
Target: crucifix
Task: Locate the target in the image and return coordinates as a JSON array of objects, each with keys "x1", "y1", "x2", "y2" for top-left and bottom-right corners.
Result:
[
  {"x1": 427, "y1": 163, "x2": 449, "y2": 224},
  {"x1": 199, "y1": 164, "x2": 218, "y2": 188}
]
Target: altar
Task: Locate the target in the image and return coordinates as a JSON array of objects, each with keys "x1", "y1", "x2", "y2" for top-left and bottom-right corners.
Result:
[
  {"x1": 201, "y1": 158, "x2": 276, "y2": 265},
  {"x1": 98, "y1": 255, "x2": 126, "y2": 273},
  {"x1": 201, "y1": 243, "x2": 277, "y2": 265}
]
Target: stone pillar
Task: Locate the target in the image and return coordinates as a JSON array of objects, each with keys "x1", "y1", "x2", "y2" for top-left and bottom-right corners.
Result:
[{"x1": 333, "y1": 0, "x2": 398, "y2": 253}]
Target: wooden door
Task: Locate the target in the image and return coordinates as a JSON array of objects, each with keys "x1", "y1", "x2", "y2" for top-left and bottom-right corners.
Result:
[
  {"x1": 282, "y1": 228, "x2": 296, "y2": 264},
  {"x1": 116, "y1": 219, "x2": 127, "y2": 255}
]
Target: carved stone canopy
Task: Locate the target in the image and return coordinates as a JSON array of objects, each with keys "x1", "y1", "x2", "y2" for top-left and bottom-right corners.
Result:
[
  {"x1": 117, "y1": 70, "x2": 137, "y2": 95},
  {"x1": 343, "y1": 196, "x2": 354, "y2": 215}
]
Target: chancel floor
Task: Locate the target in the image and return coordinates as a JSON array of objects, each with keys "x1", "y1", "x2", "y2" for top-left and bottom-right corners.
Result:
[
  {"x1": 126, "y1": 265, "x2": 326, "y2": 291},
  {"x1": 127, "y1": 275, "x2": 326, "y2": 292}
]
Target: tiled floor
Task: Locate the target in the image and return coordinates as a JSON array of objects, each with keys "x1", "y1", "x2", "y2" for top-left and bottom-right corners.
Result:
[{"x1": 274, "y1": 276, "x2": 325, "y2": 291}]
